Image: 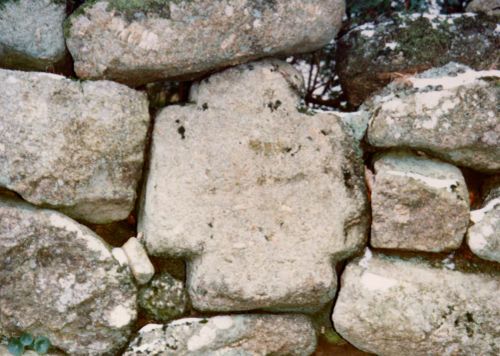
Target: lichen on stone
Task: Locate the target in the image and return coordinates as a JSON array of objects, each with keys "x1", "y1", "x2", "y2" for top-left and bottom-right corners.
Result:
[{"x1": 138, "y1": 273, "x2": 188, "y2": 322}]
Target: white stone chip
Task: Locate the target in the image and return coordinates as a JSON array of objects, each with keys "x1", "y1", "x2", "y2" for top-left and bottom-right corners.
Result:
[
  {"x1": 111, "y1": 247, "x2": 129, "y2": 267},
  {"x1": 122, "y1": 237, "x2": 155, "y2": 285}
]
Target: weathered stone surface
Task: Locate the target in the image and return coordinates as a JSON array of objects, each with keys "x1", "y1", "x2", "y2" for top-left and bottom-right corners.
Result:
[
  {"x1": 0, "y1": 198, "x2": 137, "y2": 355},
  {"x1": 123, "y1": 314, "x2": 317, "y2": 355},
  {"x1": 336, "y1": 110, "x2": 371, "y2": 142},
  {"x1": 337, "y1": 13, "x2": 499, "y2": 106},
  {"x1": 0, "y1": 69, "x2": 150, "y2": 223},
  {"x1": 138, "y1": 272, "x2": 188, "y2": 322},
  {"x1": 371, "y1": 151, "x2": 469, "y2": 252},
  {"x1": 121, "y1": 236, "x2": 155, "y2": 285},
  {"x1": 332, "y1": 249, "x2": 500, "y2": 356},
  {"x1": 65, "y1": 0, "x2": 345, "y2": 86},
  {"x1": 0, "y1": 0, "x2": 67, "y2": 71},
  {"x1": 467, "y1": 0, "x2": 500, "y2": 15},
  {"x1": 366, "y1": 63, "x2": 500, "y2": 172},
  {"x1": 139, "y1": 60, "x2": 369, "y2": 312},
  {"x1": 467, "y1": 184, "x2": 500, "y2": 262}
]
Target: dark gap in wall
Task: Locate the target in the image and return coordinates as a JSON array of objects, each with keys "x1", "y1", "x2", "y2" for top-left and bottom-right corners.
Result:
[
  {"x1": 0, "y1": 186, "x2": 23, "y2": 201},
  {"x1": 85, "y1": 220, "x2": 136, "y2": 247},
  {"x1": 368, "y1": 244, "x2": 499, "y2": 276},
  {"x1": 128, "y1": 80, "x2": 193, "y2": 240},
  {"x1": 148, "y1": 256, "x2": 187, "y2": 282},
  {"x1": 66, "y1": 0, "x2": 86, "y2": 15},
  {"x1": 461, "y1": 167, "x2": 494, "y2": 209}
]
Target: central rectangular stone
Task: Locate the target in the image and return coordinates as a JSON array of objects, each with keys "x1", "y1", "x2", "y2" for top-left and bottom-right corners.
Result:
[{"x1": 139, "y1": 60, "x2": 369, "y2": 311}]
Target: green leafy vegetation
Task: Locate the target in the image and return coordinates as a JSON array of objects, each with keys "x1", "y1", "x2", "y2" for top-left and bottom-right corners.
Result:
[
  {"x1": 397, "y1": 17, "x2": 452, "y2": 63},
  {"x1": 7, "y1": 334, "x2": 52, "y2": 356}
]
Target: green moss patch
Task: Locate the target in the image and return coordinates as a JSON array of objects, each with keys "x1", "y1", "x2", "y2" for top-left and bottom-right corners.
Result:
[{"x1": 396, "y1": 17, "x2": 452, "y2": 64}]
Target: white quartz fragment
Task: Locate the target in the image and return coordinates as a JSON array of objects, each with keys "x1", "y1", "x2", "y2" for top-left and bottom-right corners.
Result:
[{"x1": 122, "y1": 237, "x2": 155, "y2": 284}]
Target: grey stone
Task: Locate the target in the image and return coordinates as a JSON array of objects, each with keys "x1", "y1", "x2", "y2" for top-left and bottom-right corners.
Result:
[
  {"x1": 0, "y1": 69, "x2": 150, "y2": 224},
  {"x1": 366, "y1": 63, "x2": 500, "y2": 172},
  {"x1": 332, "y1": 249, "x2": 500, "y2": 356},
  {"x1": 371, "y1": 151, "x2": 470, "y2": 252},
  {"x1": 337, "y1": 13, "x2": 499, "y2": 107},
  {"x1": 123, "y1": 314, "x2": 317, "y2": 355},
  {"x1": 138, "y1": 272, "x2": 188, "y2": 322},
  {"x1": 336, "y1": 110, "x2": 370, "y2": 142},
  {"x1": 467, "y1": 184, "x2": 500, "y2": 262},
  {"x1": 467, "y1": 0, "x2": 500, "y2": 15},
  {"x1": 65, "y1": 0, "x2": 345, "y2": 86},
  {"x1": 139, "y1": 60, "x2": 369, "y2": 312},
  {"x1": 0, "y1": 198, "x2": 137, "y2": 355},
  {"x1": 0, "y1": 0, "x2": 67, "y2": 71}
]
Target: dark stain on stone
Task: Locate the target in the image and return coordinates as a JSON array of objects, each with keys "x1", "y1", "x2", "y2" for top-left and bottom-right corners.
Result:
[
  {"x1": 290, "y1": 145, "x2": 301, "y2": 157},
  {"x1": 343, "y1": 167, "x2": 354, "y2": 190},
  {"x1": 177, "y1": 126, "x2": 186, "y2": 139},
  {"x1": 267, "y1": 100, "x2": 282, "y2": 112}
]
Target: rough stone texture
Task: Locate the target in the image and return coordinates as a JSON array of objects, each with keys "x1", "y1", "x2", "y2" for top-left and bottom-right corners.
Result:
[
  {"x1": 332, "y1": 249, "x2": 500, "y2": 356},
  {"x1": 366, "y1": 63, "x2": 500, "y2": 173},
  {"x1": 371, "y1": 151, "x2": 470, "y2": 252},
  {"x1": 122, "y1": 237, "x2": 155, "y2": 285},
  {"x1": 467, "y1": 184, "x2": 500, "y2": 262},
  {"x1": 337, "y1": 13, "x2": 499, "y2": 106},
  {"x1": 0, "y1": 198, "x2": 137, "y2": 355},
  {"x1": 336, "y1": 110, "x2": 370, "y2": 142},
  {"x1": 0, "y1": 69, "x2": 150, "y2": 224},
  {"x1": 123, "y1": 314, "x2": 317, "y2": 355},
  {"x1": 138, "y1": 272, "x2": 188, "y2": 322},
  {"x1": 467, "y1": 0, "x2": 500, "y2": 15},
  {"x1": 0, "y1": 0, "x2": 67, "y2": 71},
  {"x1": 65, "y1": 0, "x2": 345, "y2": 86},
  {"x1": 139, "y1": 60, "x2": 369, "y2": 312}
]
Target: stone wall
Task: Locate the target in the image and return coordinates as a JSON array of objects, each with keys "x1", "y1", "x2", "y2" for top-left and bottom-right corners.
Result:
[{"x1": 0, "y1": 1, "x2": 498, "y2": 355}]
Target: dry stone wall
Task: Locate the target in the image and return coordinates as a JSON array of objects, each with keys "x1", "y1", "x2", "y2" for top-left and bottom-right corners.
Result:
[{"x1": 0, "y1": 1, "x2": 498, "y2": 355}]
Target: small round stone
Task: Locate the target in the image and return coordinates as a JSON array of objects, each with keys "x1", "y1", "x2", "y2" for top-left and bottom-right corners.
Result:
[{"x1": 138, "y1": 272, "x2": 188, "y2": 322}]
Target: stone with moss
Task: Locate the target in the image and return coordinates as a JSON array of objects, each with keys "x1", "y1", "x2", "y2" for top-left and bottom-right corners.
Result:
[
  {"x1": 332, "y1": 249, "x2": 500, "y2": 355},
  {"x1": 124, "y1": 314, "x2": 317, "y2": 355},
  {"x1": 0, "y1": 0, "x2": 67, "y2": 71},
  {"x1": 336, "y1": 12, "x2": 498, "y2": 107},
  {"x1": 0, "y1": 68, "x2": 150, "y2": 223},
  {"x1": 467, "y1": 0, "x2": 500, "y2": 16},
  {"x1": 366, "y1": 63, "x2": 500, "y2": 173},
  {"x1": 0, "y1": 197, "x2": 137, "y2": 355},
  {"x1": 64, "y1": 0, "x2": 345, "y2": 86},
  {"x1": 371, "y1": 151, "x2": 470, "y2": 252},
  {"x1": 138, "y1": 272, "x2": 188, "y2": 322}
]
